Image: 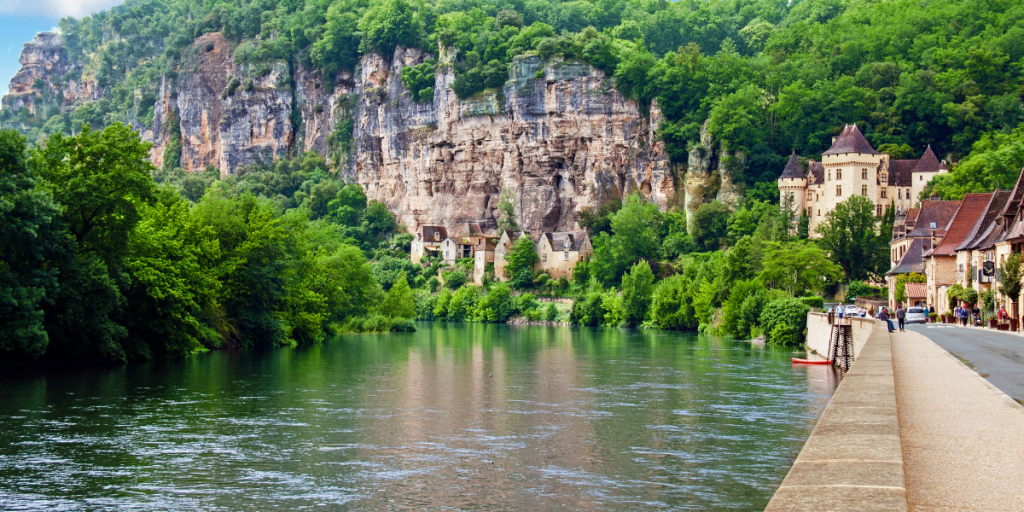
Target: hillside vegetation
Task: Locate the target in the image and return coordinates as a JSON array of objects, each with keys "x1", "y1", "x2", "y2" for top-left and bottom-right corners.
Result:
[{"x1": 2, "y1": 0, "x2": 1024, "y2": 191}]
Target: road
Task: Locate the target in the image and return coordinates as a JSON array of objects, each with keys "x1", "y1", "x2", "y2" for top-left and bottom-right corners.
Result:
[{"x1": 907, "y1": 323, "x2": 1024, "y2": 402}]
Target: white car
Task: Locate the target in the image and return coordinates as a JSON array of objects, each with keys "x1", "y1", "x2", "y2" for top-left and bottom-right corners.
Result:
[
  {"x1": 905, "y1": 307, "x2": 928, "y2": 324},
  {"x1": 844, "y1": 305, "x2": 860, "y2": 316}
]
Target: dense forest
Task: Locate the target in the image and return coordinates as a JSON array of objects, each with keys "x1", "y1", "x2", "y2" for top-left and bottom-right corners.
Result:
[{"x1": 2, "y1": 0, "x2": 1024, "y2": 191}]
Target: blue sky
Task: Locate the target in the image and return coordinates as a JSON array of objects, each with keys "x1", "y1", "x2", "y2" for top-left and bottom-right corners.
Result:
[{"x1": 1, "y1": 0, "x2": 125, "y2": 95}]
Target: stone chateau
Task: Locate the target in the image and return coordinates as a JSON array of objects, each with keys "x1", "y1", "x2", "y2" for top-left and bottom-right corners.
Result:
[{"x1": 778, "y1": 124, "x2": 948, "y2": 236}]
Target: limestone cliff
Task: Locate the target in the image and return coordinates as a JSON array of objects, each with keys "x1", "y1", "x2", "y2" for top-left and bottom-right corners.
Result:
[
  {"x1": 1, "y1": 33, "x2": 102, "y2": 118},
  {"x1": 3, "y1": 33, "x2": 678, "y2": 233}
]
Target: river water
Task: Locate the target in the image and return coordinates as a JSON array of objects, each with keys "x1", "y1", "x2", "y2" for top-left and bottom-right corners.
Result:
[{"x1": 0, "y1": 323, "x2": 837, "y2": 511}]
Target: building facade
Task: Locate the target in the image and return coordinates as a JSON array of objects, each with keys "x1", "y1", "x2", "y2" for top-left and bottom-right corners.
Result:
[{"x1": 779, "y1": 124, "x2": 948, "y2": 237}]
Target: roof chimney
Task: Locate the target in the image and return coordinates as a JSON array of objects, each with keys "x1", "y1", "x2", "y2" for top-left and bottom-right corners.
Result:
[{"x1": 929, "y1": 195, "x2": 940, "y2": 201}]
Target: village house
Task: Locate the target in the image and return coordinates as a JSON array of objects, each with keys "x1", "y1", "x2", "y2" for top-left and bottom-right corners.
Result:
[
  {"x1": 437, "y1": 224, "x2": 499, "y2": 266},
  {"x1": 921, "y1": 193, "x2": 993, "y2": 315},
  {"x1": 779, "y1": 124, "x2": 948, "y2": 237},
  {"x1": 410, "y1": 226, "x2": 448, "y2": 263},
  {"x1": 886, "y1": 200, "x2": 958, "y2": 308},
  {"x1": 953, "y1": 191, "x2": 1010, "y2": 298},
  {"x1": 535, "y1": 231, "x2": 593, "y2": 280},
  {"x1": 493, "y1": 230, "x2": 592, "y2": 281}
]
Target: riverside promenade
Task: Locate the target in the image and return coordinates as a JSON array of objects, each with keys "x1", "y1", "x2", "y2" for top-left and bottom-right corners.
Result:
[{"x1": 767, "y1": 319, "x2": 1024, "y2": 511}]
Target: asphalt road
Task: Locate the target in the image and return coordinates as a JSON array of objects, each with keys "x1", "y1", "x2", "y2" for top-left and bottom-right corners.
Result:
[{"x1": 907, "y1": 323, "x2": 1024, "y2": 403}]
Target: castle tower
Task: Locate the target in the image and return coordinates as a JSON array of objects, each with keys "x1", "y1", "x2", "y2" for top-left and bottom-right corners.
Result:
[
  {"x1": 820, "y1": 124, "x2": 885, "y2": 216},
  {"x1": 778, "y1": 151, "x2": 807, "y2": 220}
]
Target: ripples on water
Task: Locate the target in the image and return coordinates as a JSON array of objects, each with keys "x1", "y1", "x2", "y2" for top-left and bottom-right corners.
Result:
[{"x1": 0, "y1": 323, "x2": 837, "y2": 511}]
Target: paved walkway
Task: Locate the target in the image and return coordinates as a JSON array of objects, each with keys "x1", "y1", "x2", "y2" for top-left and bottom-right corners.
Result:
[
  {"x1": 906, "y1": 324, "x2": 1024, "y2": 402},
  {"x1": 890, "y1": 329, "x2": 1024, "y2": 511}
]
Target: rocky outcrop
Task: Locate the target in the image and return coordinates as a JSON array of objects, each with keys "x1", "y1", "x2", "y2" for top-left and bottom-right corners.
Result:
[
  {"x1": 1, "y1": 32, "x2": 102, "y2": 116},
  {"x1": 4, "y1": 33, "x2": 681, "y2": 232},
  {"x1": 683, "y1": 120, "x2": 744, "y2": 229},
  {"x1": 353, "y1": 51, "x2": 673, "y2": 233}
]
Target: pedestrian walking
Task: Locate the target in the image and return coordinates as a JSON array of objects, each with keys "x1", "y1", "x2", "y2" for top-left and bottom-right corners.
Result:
[
  {"x1": 960, "y1": 304, "x2": 970, "y2": 326},
  {"x1": 896, "y1": 304, "x2": 906, "y2": 332}
]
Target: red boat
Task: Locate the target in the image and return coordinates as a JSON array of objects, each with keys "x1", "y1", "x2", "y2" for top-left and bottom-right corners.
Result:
[{"x1": 792, "y1": 358, "x2": 832, "y2": 365}]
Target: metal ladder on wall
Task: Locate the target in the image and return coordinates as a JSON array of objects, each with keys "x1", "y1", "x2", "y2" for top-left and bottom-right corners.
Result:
[{"x1": 828, "y1": 323, "x2": 853, "y2": 372}]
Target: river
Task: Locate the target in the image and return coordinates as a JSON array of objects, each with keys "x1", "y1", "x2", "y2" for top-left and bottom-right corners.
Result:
[{"x1": 0, "y1": 323, "x2": 837, "y2": 511}]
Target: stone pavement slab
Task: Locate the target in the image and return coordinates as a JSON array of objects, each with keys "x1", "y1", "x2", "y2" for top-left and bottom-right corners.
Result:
[{"x1": 891, "y1": 329, "x2": 1024, "y2": 511}]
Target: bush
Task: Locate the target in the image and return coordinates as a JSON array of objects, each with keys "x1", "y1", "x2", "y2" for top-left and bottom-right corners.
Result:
[
  {"x1": 759, "y1": 298, "x2": 810, "y2": 346},
  {"x1": 442, "y1": 268, "x2": 467, "y2": 290},
  {"x1": 433, "y1": 288, "x2": 452, "y2": 319},
  {"x1": 720, "y1": 280, "x2": 767, "y2": 338},
  {"x1": 570, "y1": 280, "x2": 608, "y2": 326},
  {"x1": 476, "y1": 283, "x2": 514, "y2": 322},
  {"x1": 799, "y1": 295, "x2": 825, "y2": 309},
  {"x1": 544, "y1": 302, "x2": 559, "y2": 322},
  {"x1": 846, "y1": 281, "x2": 883, "y2": 299},
  {"x1": 341, "y1": 313, "x2": 416, "y2": 333},
  {"x1": 446, "y1": 285, "x2": 479, "y2": 321},
  {"x1": 415, "y1": 290, "x2": 437, "y2": 320},
  {"x1": 380, "y1": 271, "x2": 415, "y2": 318},
  {"x1": 620, "y1": 261, "x2": 655, "y2": 326},
  {"x1": 510, "y1": 268, "x2": 534, "y2": 289},
  {"x1": 513, "y1": 293, "x2": 540, "y2": 316},
  {"x1": 649, "y1": 274, "x2": 697, "y2": 331}
]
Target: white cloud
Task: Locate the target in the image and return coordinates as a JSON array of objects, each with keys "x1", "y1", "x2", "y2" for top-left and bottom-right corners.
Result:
[{"x1": 0, "y1": 0, "x2": 126, "y2": 20}]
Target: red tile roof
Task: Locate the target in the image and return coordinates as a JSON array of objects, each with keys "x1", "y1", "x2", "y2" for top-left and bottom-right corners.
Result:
[
  {"x1": 905, "y1": 282, "x2": 927, "y2": 298},
  {"x1": 906, "y1": 201, "x2": 960, "y2": 238},
  {"x1": 823, "y1": 124, "x2": 879, "y2": 156},
  {"x1": 931, "y1": 193, "x2": 995, "y2": 256},
  {"x1": 955, "y1": 190, "x2": 1010, "y2": 252}
]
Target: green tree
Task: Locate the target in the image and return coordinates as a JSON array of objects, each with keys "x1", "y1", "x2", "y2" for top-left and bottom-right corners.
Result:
[
  {"x1": 999, "y1": 252, "x2": 1023, "y2": 319},
  {"x1": 816, "y1": 196, "x2": 885, "y2": 281},
  {"x1": 31, "y1": 123, "x2": 157, "y2": 362},
  {"x1": 691, "y1": 201, "x2": 731, "y2": 251},
  {"x1": 620, "y1": 261, "x2": 655, "y2": 326},
  {"x1": 759, "y1": 297, "x2": 810, "y2": 346},
  {"x1": 0, "y1": 130, "x2": 63, "y2": 358},
  {"x1": 496, "y1": 188, "x2": 520, "y2": 235},
  {"x1": 381, "y1": 271, "x2": 415, "y2": 318},
  {"x1": 760, "y1": 241, "x2": 843, "y2": 297},
  {"x1": 504, "y1": 236, "x2": 538, "y2": 286},
  {"x1": 358, "y1": 0, "x2": 421, "y2": 56}
]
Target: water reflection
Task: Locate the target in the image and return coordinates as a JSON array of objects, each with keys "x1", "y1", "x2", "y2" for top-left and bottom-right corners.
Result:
[{"x1": 0, "y1": 323, "x2": 835, "y2": 510}]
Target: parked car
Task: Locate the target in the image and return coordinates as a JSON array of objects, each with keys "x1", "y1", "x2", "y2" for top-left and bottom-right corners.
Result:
[
  {"x1": 844, "y1": 305, "x2": 860, "y2": 316},
  {"x1": 905, "y1": 307, "x2": 928, "y2": 324}
]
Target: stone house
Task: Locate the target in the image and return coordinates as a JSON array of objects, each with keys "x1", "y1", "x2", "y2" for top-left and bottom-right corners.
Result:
[
  {"x1": 494, "y1": 230, "x2": 593, "y2": 281},
  {"x1": 473, "y1": 237, "x2": 499, "y2": 284},
  {"x1": 886, "y1": 200, "x2": 958, "y2": 308},
  {"x1": 440, "y1": 237, "x2": 475, "y2": 265},
  {"x1": 922, "y1": 193, "x2": 993, "y2": 314},
  {"x1": 953, "y1": 190, "x2": 1010, "y2": 299},
  {"x1": 535, "y1": 231, "x2": 593, "y2": 280},
  {"x1": 410, "y1": 225, "x2": 447, "y2": 263},
  {"x1": 779, "y1": 125, "x2": 948, "y2": 237}
]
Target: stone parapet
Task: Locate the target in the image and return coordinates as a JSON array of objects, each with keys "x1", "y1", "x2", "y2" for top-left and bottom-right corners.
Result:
[
  {"x1": 805, "y1": 312, "x2": 874, "y2": 361},
  {"x1": 765, "y1": 320, "x2": 907, "y2": 511}
]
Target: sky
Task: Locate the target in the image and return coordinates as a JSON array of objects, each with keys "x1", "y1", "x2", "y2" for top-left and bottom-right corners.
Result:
[{"x1": 1, "y1": 0, "x2": 125, "y2": 95}]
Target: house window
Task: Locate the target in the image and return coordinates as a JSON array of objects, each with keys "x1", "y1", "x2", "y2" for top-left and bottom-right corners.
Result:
[
  {"x1": 434, "y1": 232, "x2": 441, "y2": 241},
  {"x1": 906, "y1": 188, "x2": 911, "y2": 198},
  {"x1": 876, "y1": 204, "x2": 882, "y2": 216},
  {"x1": 542, "y1": 253, "x2": 547, "y2": 263},
  {"x1": 837, "y1": 169, "x2": 842, "y2": 179},
  {"x1": 862, "y1": 184, "x2": 868, "y2": 196},
  {"x1": 919, "y1": 175, "x2": 923, "y2": 181},
  {"x1": 862, "y1": 169, "x2": 868, "y2": 179},
  {"x1": 836, "y1": 185, "x2": 842, "y2": 196},
  {"x1": 446, "y1": 251, "x2": 450, "y2": 258},
  {"x1": 881, "y1": 187, "x2": 887, "y2": 198},
  {"x1": 564, "y1": 251, "x2": 569, "y2": 261},
  {"x1": 817, "y1": 209, "x2": 820, "y2": 216},
  {"x1": 898, "y1": 189, "x2": 902, "y2": 199},
  {"x1": 881, "y1": 172, "x2": 887, "y2": 182},
  {"x1": 828, "y1": 170, "x2": 831, "y2": 181}
]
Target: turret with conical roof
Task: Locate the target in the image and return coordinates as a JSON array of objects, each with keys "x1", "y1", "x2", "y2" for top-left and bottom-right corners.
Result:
[{"x1": 777, "y1": 150, "x2": 807, "y2": 224}]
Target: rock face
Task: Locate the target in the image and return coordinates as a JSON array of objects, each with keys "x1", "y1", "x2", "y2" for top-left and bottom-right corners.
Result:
[
  {"x1": 353, "y1": 51, "x2": 674, "y2": 233},
  {"x1": 683, "y1": 120, "x2": 743, "y2": 229},
  {"x1": 1, "y1": 32, "x2": 102, "y2": 116},
  {"x1": 3, "y1": 34, "x2": 679, "y2": 233}
]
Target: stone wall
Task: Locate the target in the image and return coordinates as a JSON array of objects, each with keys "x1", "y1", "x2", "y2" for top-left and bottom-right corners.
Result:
[{"x1": 806, "y1": 312, "x2": 876, "y2": 360}]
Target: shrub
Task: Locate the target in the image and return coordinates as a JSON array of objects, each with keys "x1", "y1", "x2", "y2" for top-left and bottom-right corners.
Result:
[
  {"x1": 799, "y1": 295, "x2": 825, "y2": 309},
  {"x1": 433, "y1": 287, "x2": 452, "y2": 319},
  {"x1": 544, "y1": 302, "x2": 559, "y2": 322},
  {"x1": 476, "y1": 283, "x2": 514, "y2": 322},
  {"x1": 446, "y1": 285, "x2": 479, "y2": 321},
  {"x1": 341, "y1": 313, "x2": 416, "y2": 333},
  {"x1": 380, "y1": 272, "x2": 415, "y2": 318},
  {"x1": 426, "y1": 276, "x2": 440, "y2": 292},
  {"x1": 513, "y1": 293, "x2": 539, "y2": 315},
  {"x1": 442, "y1": 268, "x2": 467, "y2": 290},
  {"x1": 415, "y1": 290, "x2": 437, "y2": 320},
  {"x1": 510, "y1": 268, "x2": 534, "y2": 289},
  {"x1": 570, "y1": 280, "x2": 608, "y2": 326},
  {"x1": 372, "y1": 256, "x2": 418, "y2": 290},
  {"x1": 759, "y1": 298, "x2": 810, "y2": 346},
  {"x1": 720, "y1": 280, "x2": 767, "y2": 338},
  {"x1": 846, "y1": 281, "x2": 883, "y2": 299},
  {"x1": 620, "y1": 261, "x2": 655, "y2": 326},
  {"x1": 649, "y1": 274, "x2": 697, "y2": 330}
]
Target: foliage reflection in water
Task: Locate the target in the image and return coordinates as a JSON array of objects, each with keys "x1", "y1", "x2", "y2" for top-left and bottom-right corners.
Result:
[{"x1": 0, "y1": 323, "x2": 837, "y2": 510}]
